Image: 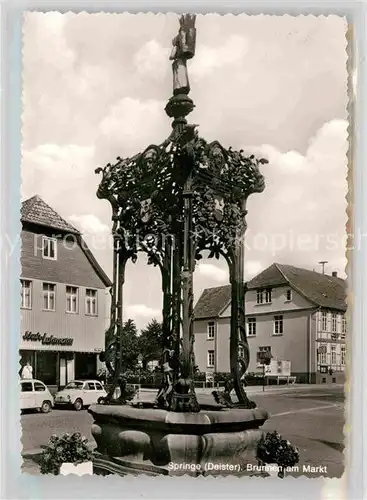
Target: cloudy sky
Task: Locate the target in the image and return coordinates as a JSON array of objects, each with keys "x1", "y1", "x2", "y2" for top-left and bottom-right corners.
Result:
[{"x1": 22, "y1": 13, "x2": 348, "y2": 329}]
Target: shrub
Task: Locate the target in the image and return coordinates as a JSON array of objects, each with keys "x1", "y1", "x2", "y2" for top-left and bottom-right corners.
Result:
[
  {"x1": 39, "y1": 433, "x2": 93, "y2": 475},
  {"x1": 193, "y1": 371, "x2": 206, "y2": 382},
  {"x1": 256, "y1": 431, "x2": 299, "y2": 478}
]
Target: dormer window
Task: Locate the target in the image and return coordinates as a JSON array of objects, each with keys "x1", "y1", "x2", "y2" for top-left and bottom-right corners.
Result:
[
  {"x1": 257, "y1": 288, "x2": 272, "y2": 304},
  {"x1": 42, "y1": 236, "x2": 57, "y2": 260},
  {"x1": 285, "y1": 289, "x2": 292, "y2": 301}
]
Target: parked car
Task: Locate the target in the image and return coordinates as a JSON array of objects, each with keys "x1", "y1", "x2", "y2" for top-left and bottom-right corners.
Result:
[
  {"x1": 20, "y1": 379, "x2": 54, "y2": 413},
  {"x1": 54, "y1": 380, "x2": 107, "y2": 410}
]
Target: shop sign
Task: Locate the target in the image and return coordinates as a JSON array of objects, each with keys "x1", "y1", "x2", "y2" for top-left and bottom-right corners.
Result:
[{"x1": 22, "y1": 331, "x2": 73, "y2": 346}]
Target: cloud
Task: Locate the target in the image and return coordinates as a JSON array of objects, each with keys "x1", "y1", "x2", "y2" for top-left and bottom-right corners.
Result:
[
  {"x1": 96, "y1": 97, "x2": 170, "y2": 161},
  {"x1": 197, "y1": 263, "x2": 229, "y2": 283},
  {"x1": 125, "y1": 304, "x2": 161, "y2": 319},
  {"x1": 190, "y1": 35, "x2": 249, "y2": 80},
  {"x1": 67, "y1": 214, "x2": 110, "y2": 234},
  {"x1": 22, "y1": 144, "x2": 95, "y2": 203},
  {"x1": 244, "y1": 261, "x2": 263, "y2": 279},
  {"x1": 244, "y1": 118, "x2": 348, "y2": 277},
  {"x1": 133, "y1": 39, "x2": 170, "y2": 81}
]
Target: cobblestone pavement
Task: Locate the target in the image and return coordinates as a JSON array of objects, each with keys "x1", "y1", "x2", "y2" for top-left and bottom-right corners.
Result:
[{"x1": 21, "y1": 384, "x2": 345, "y2": 478}]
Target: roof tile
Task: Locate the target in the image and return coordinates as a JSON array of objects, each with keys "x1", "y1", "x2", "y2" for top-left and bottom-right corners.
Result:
[
  {"x1": 194, "y1": 285, "x2": 231, "y2": 319},
  {"x1": 21, "y1": 195, "x2": 80, "y2": 234},
  {"x1": 194, "y1": 262, "x2": 347, "y2": 318}
]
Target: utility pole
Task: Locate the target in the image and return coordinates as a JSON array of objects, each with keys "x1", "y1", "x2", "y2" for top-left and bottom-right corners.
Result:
[{"x1": 318, "y1": 261, "x2": 328, "y2": 275}]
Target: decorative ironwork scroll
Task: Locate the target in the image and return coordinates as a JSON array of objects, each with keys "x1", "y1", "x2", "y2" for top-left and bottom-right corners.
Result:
[{"x1": 95, "y1": 14, "x2": 267, "y2": 412}]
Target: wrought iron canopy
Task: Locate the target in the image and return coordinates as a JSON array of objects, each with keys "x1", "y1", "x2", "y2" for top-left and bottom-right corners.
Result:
[{"x1": 96, "y1": 137, "x2": 266, "y2": 263}]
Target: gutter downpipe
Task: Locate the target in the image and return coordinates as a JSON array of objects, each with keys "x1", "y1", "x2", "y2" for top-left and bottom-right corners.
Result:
[{"x1": 309, "y1": 307, "x2": 321, "y2": 384}]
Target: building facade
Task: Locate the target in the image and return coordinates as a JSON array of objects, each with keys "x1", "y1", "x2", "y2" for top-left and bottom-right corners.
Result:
[
  {"x1": 20, "y1": 195, "x2": 112, "y2": 389},
  {"x1": 194, "y1": 263, "x2": 347, "y2": 384}
]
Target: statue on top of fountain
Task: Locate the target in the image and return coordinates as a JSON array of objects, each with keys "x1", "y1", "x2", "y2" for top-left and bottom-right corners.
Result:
[{"x1": 170, "y1": 14, "x2": 196, "y2": 96}]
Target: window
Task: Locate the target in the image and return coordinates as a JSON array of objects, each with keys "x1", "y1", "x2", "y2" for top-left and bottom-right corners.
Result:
[
  {"x1": 66, "y1": 286, "x2": 79, "y2": 313},
  {"x1": 256, "y1": 288, "x2": 272, "y2": 304},
  {"x1": 86, "y1": 382, "x2": 96, "y2": 390},
  {"x1": 318, "y1": 344, "x2": 327, "y2": 365},
  {"x1": 285, "y1": 289, "x2": 292, "y2": 301},
  {"x1": 21, "y1": 382, "x2": 33, "y2": 392},
  {"x1": 321, "y1": 312, "x2": 328, "y2": 331},
  {"x1": 247, "y1": 317, "x2": 256, "y2": 336},
  {"x1": 21, "y1": 280, "x2": 32, "y2": 309},
  {"x1": 273, "y1": 315, "x2": 283, "y2": 335},
  {"x1": 207, "y1": 321, "x2": 215, "y2": 340},
  {"x1": 95, "y1": 382, "x2": 103, "y2": 390},
  {"x1": 65, "y1": 381, "x2": 83, "y2": 389},
  {"x1": 331, "y1": 313, "x2": 337, "y2": 333},
  {"x1": 42, "y1": 236, "x2": 57, "y2": 260},
  {"x1": 238, "y1": 345, "x2": 245, "y2": 359},
  {"x1": 332, "y1": 345, "x2": 337, "y2": 365},
  {"x1": 207, "y1": 350, "x2": 215, "y2": 367},
  {"x1": 341, "y1": 346, "x2": 346, "y2": 365},
  {"x1": 257, "y1": 346, "x2": 271, "y2": 366},
  {"x1": 342, "y1": 315, "x2": 347, "y2": 338},
  {"x1": 43, "y1": 283, "x2": 56, "y2": 311},
  {"x1": 85, "y1": 289, "x2": 98, "y2": 316},
  {"x1": 34, "y1": 382, "x2": 46, "y2": 392}
]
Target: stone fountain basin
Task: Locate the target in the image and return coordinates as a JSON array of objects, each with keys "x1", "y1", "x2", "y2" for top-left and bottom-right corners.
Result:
[{"x1": 88, "y1": 404, "x2": 269, "y2": 476}]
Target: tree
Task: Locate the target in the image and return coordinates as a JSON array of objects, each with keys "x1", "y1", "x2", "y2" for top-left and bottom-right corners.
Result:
[
  {"x1": 120, "y1": 318, "x2": 140, "y2": 371},
  {"x1": 138, "y1": 319, "x2": 163, "y2": 370}
]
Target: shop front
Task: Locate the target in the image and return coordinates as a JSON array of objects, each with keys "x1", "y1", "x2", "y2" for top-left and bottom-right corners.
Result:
[
  {"x1": 19, "y1": 329, "x2": 102, "y2": 391},
  {"x1": 19, "y1": 349, "x2": 100, "y2": 390}
]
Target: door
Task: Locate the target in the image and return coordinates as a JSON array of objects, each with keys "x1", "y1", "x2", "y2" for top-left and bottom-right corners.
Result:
[
  {"x1": 20, "y1": 381, "x2": 35, "y2": 409},
  {"x1": 59, "y1": 358, "x2": 66, "y2": 387},
  {"x1": 66, "y1": 357, "x2": 74, "y2": 384}
]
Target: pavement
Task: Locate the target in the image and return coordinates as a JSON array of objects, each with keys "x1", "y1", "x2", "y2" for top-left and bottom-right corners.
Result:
[{"x1": 21, "y1": 383, "x2": 345, "y2": 478}]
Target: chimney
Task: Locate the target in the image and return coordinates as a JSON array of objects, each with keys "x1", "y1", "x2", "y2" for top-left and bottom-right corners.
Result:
[{"x1": 332, "y1": 271, "x2": 338, "y2": 277}]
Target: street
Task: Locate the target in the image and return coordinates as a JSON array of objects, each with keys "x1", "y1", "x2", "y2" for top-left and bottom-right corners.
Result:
[{"x1": 21, "y1": 384, "x2": 345, "y2": 478}]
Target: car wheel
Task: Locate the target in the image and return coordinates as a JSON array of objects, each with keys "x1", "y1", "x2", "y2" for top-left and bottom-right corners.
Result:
[
  {"x1": 41, "y1": 401, "x2": 52, "y2": 413},
  {"x1": 73, "y1": 398, "x2": 83, "y2": 411}
]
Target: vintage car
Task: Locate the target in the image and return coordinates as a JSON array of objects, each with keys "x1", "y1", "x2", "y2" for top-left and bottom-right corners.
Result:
[
  {"x1": 20, "y1": 379, "x2": 54, "y2": 413},
  {"x1": 54, "y1": 379, "x2": 107, "y2": 410}
]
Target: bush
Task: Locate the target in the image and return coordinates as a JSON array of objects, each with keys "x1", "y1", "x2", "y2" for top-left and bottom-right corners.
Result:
[
  {"x1": 257, "y1": 431, "x2": 299, "y2": 478},
  {"x1": 213, "y1": 372, "x2": 230, "y2": 384},
  {"x1": 193, "y1": 371, "x2": 206, "y2": 382},
  {"x1": 39, "y1": 433, "x2": 93, "y2": 475}
]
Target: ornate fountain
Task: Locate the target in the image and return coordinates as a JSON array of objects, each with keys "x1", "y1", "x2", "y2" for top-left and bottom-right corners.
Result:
[{"x1": 89, "y1": 14, "x2": 269, "y2": 477}]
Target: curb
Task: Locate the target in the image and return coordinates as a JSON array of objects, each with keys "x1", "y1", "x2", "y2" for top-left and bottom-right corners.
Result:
[{"x1": 138, "y1": 384, "x2": 343, "y2": 396}]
